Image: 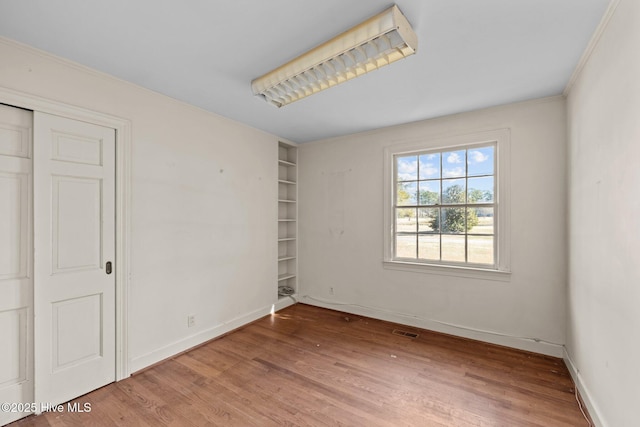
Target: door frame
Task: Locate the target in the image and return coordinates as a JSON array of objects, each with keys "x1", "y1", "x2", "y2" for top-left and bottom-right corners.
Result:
[{"x1": 0, "y1": 85, "x2": 132, "y2": 380}]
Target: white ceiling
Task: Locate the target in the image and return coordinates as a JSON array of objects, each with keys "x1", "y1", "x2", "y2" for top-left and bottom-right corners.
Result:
[{"x1": 0, "y1": 0, "x2": 610, "y2": 143}]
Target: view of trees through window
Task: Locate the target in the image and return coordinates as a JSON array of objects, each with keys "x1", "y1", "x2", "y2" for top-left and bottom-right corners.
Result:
[{"x1": 394, "y1": 144, "x2": 496, "y2": 266}]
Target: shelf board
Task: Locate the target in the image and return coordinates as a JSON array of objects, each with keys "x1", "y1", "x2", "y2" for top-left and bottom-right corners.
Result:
[
  {"x1": 278, "y1": 219, "x2": 296, "y2": 222},
  {"x1": 278, "y1": 256, "x2": 296, "y2": 262},
  {"x1": 278, "y1": 199, "x2": 296, "y2": 203},
  {"x1": 278, "y1": 273, "x2": 296, "y2": 281},
  {"x1": 278, "y1": 237, "x2": 296, "y2": 242},
  {"x1": 278, "y1": 179, "x2": 297, "y2": 185},
  {"x1": 278, "y1": 159, "x2": 296, "y2": 167}
]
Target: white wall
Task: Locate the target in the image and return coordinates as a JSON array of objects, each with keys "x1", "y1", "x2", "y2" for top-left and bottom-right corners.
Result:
[
  {"x1": 0, "y1": 38, "x2": 280, "y2": 372},
  {"x1": 565, "y1": 0, "x2": 640, "y2": 425},
  {"x1": 298, "y1": 97, "x2": 567, "y2": 356}
]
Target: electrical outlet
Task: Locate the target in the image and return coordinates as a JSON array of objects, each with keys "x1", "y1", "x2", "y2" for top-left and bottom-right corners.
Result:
[
  {"x1": 329, "y1": 287, "x2": 334, "y2": 295},
  {"x1": 187, "y1": 314, "x2": 196, "y2": 328}
]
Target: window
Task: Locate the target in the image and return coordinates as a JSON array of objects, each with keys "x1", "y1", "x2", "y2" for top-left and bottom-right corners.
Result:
[{"x1": 384, "y1": 129, "x2": 510, "y2": 274}]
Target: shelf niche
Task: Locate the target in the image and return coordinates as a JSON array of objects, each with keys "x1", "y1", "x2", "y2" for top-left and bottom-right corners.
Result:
[{"x1": 277, "y1": 141, "x2": 297, "y2": 300}]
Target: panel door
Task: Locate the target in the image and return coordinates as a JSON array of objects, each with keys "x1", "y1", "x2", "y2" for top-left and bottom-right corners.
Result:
[
  {"x1": 33, "y1": 112, "x2": 116, "y2": 407},
  {"x1": 0, "y1": 105, "x2": 33, "y2": 425}
]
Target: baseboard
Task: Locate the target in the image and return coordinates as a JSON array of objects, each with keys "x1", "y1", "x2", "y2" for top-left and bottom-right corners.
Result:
[
  {"x1": 274, "y1": 294, "x2": 297, "y2": 311},
  {"x1": 563, "y1": 348, "x2": 605, "y2": 427},
  {"x1": 130, "y1": 301, "x2": 282, "y2": 373},
  {"x1": 300, "y1": 296, "x2": 564, "y2": 357}
]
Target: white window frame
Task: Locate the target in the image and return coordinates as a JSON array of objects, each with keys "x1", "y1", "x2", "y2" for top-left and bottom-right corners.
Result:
[{"x1": 383, "y1": 129, "x2": 511, "y2": 279}]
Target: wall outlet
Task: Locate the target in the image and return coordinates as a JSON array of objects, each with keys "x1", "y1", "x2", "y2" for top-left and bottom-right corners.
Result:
[{"x1": 187, "y1": 314, "x2": 196, "y2": 328}]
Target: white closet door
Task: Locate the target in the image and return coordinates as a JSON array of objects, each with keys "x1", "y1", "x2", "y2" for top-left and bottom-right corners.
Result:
[
  {"x1": 0, "y1": 105, "x2": 33, "y2": 425},
  {"x1": 34, "y1": 112, "x2": 116, "y2": 407}
]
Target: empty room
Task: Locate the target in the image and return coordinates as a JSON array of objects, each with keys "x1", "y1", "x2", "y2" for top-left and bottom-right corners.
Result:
[{"x1": 0, "y1": 0, "x2": 638, "y2": 426}]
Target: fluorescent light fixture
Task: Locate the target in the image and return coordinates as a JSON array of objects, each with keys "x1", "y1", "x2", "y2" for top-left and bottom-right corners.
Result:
[{"x1": 251, "y1": 5, "x2": 417, "y2": 108}]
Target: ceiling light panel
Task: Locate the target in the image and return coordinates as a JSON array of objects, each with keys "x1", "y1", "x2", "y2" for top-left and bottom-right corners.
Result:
[{"x1": 251, "y1": 5, "x2": 418, "y2": 107}]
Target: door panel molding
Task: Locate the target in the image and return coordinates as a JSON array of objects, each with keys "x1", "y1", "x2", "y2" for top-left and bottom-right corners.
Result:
[
  {"x1": 0, "y1": 307, "x2": 28, "y2": 387},
  {"x1": 52, "y1": 175, "x2": 103, "y2": 273},
  {"x1": 50, "y1": 130, "x2": 103, "y2": 166},
  {"x1": 0, "y1": 171, "x2": 29, "y2": 280},
  {"x1": 0, "y1": 85, "x2": 131, "y2": 381},
  {"x1": 0, "y1": 121, "x2": 31, "y2": 158},
  {"x1": 52, "y1": 294, "x2": 103, "y2": 371}
]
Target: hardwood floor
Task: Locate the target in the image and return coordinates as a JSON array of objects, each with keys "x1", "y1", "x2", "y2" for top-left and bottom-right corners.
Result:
[{"x1": 11, "y1": 303, "x2": 590, "y2": 426}]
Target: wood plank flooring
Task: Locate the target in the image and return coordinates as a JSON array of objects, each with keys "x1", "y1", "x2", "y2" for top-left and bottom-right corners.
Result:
[{"x1": 11, "y1": 303, "x2": 590, "y2": 426}]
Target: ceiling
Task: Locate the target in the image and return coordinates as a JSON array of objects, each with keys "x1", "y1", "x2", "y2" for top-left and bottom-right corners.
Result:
[{"x1": 0, "y1": 0, "x2": 610, "y2": 143}]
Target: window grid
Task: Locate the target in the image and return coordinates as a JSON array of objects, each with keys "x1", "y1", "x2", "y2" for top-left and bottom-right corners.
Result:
[{"x1": 393, "y1": 143, "x2": 496, "y2": 268}]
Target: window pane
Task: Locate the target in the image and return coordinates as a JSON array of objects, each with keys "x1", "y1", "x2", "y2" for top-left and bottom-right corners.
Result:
[
  {"x1": 470, "y1": 208, "x2": 493, "y2": 234},
  {"x1": 418, "y1": 208, "x2": 438, "y2": 232},
  {"x1": 442, "y1": 179, "x2": 466, "y2": 204},
  {"x1": 397, "y1": 182, "x2": 417, "y2": 206},
  {"x1": 440, "y1": 207, "x2": 467, "y2": 233},
  {"x1": 441, "y1": 235, "x2": 465, "y2": 262},
  {"x1": 396, "y1": 209, "x2": 417, "y2": 233},
  {"x1": 418, "y1": 234, "x2": 440, "y2": 260},
  {"x1": 419, "y1": 153, "x2": 440, "y2": 179},
  {"x1": 418, "y1": 181, "x2": 440, "y2": 205},
  {"x1": 468, "y1": 235, "x2": 494, "y2": 265},
  {"x1": 395, "y1": 234, "x2": 417, "y2": 259},
  {"x1": 442, "y1": 150, "x2": 466, "y2": 178},
  {"x1": 397, "y1": 156, "x2": 418, "y2": 181},
  {"x1": 467, "y1": 146, "x2": 494, "y2": 176},
  {"x1": 467, "y1": 176, "x2": 494, "y2": 203}
]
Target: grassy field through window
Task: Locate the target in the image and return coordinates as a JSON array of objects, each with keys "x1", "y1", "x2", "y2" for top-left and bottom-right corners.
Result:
[{"x1": 395, "y1": 216, "x2": 494, "y2": 265}]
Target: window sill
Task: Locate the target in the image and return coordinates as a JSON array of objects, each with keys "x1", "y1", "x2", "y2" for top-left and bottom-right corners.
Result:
[{"x1": 383, "y1": 260, "x2": 511, "y2": 282}]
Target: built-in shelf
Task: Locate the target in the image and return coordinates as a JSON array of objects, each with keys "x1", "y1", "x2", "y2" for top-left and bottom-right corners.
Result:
[
  {"x1": 277, "y1": 141, "x2": 298, "y2": 300},
  {"x1": 278, "y1": 159, "x2": 296, "y2": 167}
]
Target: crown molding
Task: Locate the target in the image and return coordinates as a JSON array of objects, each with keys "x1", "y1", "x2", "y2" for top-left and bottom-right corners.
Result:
[{"x1": 563, "y1": 0, "x2": 622, "y2": 96}]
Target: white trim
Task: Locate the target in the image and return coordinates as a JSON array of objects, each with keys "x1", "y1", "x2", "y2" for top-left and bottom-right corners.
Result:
[
  {"x1": 383, "y1": 128, "x2": 511, "y2": 277},
  {"x1": 0, "y1": 85, "x2": 132, "y2": 380},
  {"x1": 563, "y1": 0, "x2": 622, "y2": 96},
  {"x1": 130, "y1": 302, "x2": 280, "y2": 373},
  {"x1": 382, "y1": 260, "x2": 511, "y2": 281},
  {"x1": 563, "y1": 347, "x2": 605, "y2": 427},
  {"x1": 274, "y1": 295, "x2": 297, "y2": 311},
  {"x1": 301, "y1": 296, "x2": 563, "y2": 357}
]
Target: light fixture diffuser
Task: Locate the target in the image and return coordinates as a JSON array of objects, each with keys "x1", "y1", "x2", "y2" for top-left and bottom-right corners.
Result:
[{"x1": 251, "y1": 5, "x2": 418, "y2": 107}]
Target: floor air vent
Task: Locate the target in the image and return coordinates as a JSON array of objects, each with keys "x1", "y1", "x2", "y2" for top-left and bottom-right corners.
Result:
[{"x1": 392, "y1": 329, "x2": 419, "y2": 339}]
